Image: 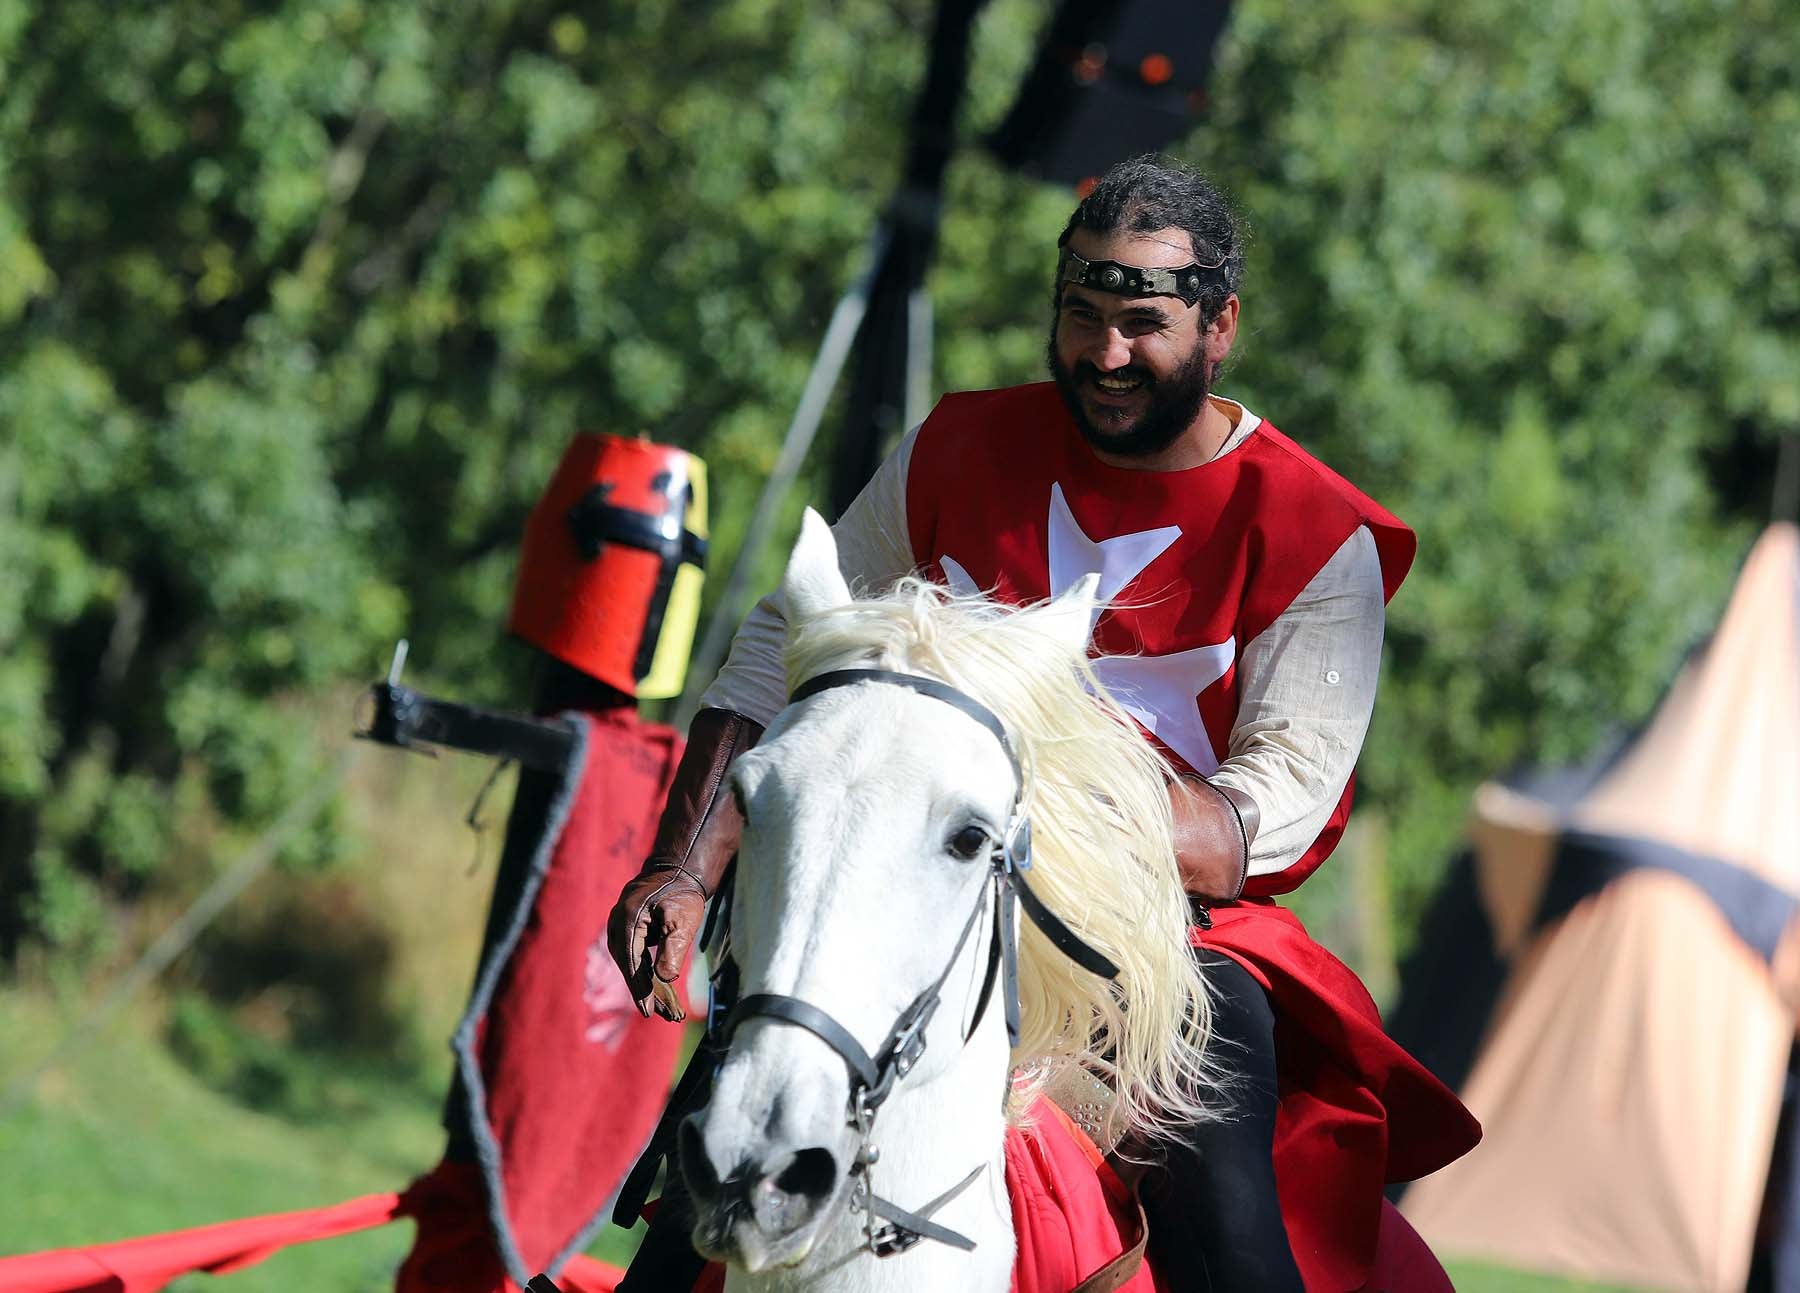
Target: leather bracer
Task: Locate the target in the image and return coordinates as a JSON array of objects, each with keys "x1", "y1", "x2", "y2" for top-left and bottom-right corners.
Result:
[
  {"x1": 1171, "y1": 775, "x2": 1259, "y2": 905},
  {"x1": 607, "y1": 707, "x2": 763, "y2": 1020}
]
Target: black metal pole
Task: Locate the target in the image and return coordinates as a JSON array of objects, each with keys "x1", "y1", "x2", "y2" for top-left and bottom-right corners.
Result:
[{"x1": 829, "y1": 0, "x2": 989, "y2": 516}]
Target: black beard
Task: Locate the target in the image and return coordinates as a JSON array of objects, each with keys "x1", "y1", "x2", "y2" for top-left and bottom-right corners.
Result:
[{"x1": 1047, "y1": 324, "x2": 1213, "y2": 459}]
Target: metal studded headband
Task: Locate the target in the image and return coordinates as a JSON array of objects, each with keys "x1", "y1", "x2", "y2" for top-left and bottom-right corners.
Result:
[{"x1": 1056, "y1": 246, "x2": 1226, "y2": 308}]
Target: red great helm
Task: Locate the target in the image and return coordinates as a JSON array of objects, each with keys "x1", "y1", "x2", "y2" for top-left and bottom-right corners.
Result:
[{"x1": 507, "y1": 434, "x2": 708, "y2": 700}]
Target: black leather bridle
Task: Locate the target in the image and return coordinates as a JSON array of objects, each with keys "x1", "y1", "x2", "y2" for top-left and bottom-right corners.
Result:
[{"x1": 720, "y1": 667, "x2": 1122, "y2": 1258}]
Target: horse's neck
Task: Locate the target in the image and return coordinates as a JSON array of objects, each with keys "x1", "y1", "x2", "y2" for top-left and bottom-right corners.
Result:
[{"x1": 724, "y1": 1020, "x2": 1016, "y2": 1293}]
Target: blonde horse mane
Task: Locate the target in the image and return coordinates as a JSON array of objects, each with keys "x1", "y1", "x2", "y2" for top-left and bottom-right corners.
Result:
[{"x1": 783, "y1": 576, "x2": 1220, "y2": 1146}]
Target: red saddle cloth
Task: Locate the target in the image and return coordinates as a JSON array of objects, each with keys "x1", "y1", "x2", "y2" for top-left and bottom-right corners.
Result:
[
  {"x1": 1006, "y1": 1100, "x2": 1163, "y2": 1293},
  {"x1": 682, "y1": 1096, "x2": 1450, "y2": 1293},
  {"x1": 686, "y1": 1100, "x2": 1153, "y2": 1293},
  {"x1": 1005, "y1": 1102, "x2": 1455, "y2": 1293}
]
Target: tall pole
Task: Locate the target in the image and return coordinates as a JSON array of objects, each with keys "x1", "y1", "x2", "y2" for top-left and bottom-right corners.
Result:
[
  {"x1": 678, "y1": 0, "x2": 988, "y2": 720},
  {"x1": 829, "y1": 0, "x2": 989, "y2": 516},
  {"x1": 674, "y1": 229, "x2": 887, "y2": 726},
  {"x1": 1774, "y1": 433, "x2": 1800, "y2": 525}
]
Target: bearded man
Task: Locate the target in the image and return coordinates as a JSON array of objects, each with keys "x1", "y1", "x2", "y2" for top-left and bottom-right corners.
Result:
[{"x1": 609, "y1": 155, "x2": 1478, "y2": 1291}]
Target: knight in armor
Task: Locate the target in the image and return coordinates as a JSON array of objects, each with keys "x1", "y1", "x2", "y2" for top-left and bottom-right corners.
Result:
[
  {"x1": 609, "y1": 156, "x2": 1478, "y2": 1291},
  {"x1": 395, "y1": 434, "x2": 706, "y2": 1292}
]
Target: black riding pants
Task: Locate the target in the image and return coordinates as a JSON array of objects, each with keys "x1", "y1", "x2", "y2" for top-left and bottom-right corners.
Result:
[{"x1": 1136, "y1": 947, "x2": 1304, "y2": 1292}]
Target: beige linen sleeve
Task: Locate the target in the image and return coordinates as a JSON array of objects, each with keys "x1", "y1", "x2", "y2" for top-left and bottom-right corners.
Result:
[
  {"x1": 697, "y1": 428, "x2": 921, "y2": 724},
  {"x1": 1207, "y1": 525, "x2": 1386, "y2": 877}
]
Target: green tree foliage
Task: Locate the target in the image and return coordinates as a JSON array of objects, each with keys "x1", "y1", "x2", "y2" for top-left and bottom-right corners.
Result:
[
  {"x1": 0, "y1": 0, "x2": 950, "y2": 959},
  {"x1": 1197, "y1": 0, "x2": 1797, "y2": 922},
  {"x1": 1, "y1": 0, "x2": 1793, "y2": 961}
]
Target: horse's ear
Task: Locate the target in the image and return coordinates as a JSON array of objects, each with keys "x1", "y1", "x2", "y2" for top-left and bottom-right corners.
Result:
[
  {"x1": 1040, "y1": 572, "x2": 1100, "y2": 654},
  {"x1": 781, "y1": 508, "x2": 853, "y2": 623}
]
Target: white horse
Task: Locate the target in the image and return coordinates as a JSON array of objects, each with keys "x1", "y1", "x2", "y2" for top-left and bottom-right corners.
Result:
[{"x1": 678, "y1": 511, "x2": 1217, "y2": 1293}]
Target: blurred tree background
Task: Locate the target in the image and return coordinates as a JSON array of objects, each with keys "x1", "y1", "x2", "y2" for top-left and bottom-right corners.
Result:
[{"x1": 1, "y1": 0, "x2": 1795, "y2": 1048}]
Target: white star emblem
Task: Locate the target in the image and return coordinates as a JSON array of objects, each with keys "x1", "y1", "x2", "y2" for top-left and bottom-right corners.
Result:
[
  {"x1": 1093, "y1": 644, "x2": 1234, "y2": 776},
  {"x1": 1045, "y1": 483, "x2": 1182, "y2": 628},
  {"x1": 940, "y1": 482, "x2": 1234, "y2": 775}
]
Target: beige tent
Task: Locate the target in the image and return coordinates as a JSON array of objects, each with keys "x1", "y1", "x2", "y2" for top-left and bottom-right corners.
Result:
[{"x1": 1390, "y1": 524, "x2": 1800, "y2": 1293}]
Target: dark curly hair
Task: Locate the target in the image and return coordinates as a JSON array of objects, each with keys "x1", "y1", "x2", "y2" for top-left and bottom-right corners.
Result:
[{"x1": 1057, "y1": 155, "x2": 1245, "y2": 324}]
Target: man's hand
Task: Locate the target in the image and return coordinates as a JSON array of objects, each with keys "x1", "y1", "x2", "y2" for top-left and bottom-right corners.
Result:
[
  {"x1": 608, "y1": 863, "x2": 710, "y2": 1022},
  {"x1": 604, "y1": 707, "x2": 762, "y2": 1023}
]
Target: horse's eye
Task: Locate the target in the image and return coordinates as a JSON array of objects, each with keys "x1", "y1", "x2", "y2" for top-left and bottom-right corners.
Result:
[{"x1": 947, "y1": 825, "x2": 990, "y2": 861}]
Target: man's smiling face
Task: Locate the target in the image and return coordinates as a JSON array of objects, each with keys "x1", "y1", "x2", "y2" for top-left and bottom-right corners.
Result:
[{"x1": 1048, "y1": 226, "x2": 1223, "y2": 460}]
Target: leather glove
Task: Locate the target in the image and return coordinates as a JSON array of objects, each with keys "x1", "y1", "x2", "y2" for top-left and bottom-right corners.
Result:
[
  {"x1": 1171, "y1": 775, "x2": 1258, "y2": 904},
  {"x1": 607, "y1": 707, "x2": 763, "y2": 1021}
]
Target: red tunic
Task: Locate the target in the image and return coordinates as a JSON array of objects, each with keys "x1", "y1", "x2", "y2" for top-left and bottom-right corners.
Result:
[
  {"x1": 905, "y1": 383, "x2": 1479, "y2": 1289},
  {"x1": 905, "y1": 382, "x2": 1415, "y2": 894}
]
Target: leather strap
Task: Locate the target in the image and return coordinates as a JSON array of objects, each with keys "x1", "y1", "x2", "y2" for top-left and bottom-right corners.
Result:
[
  {"x1": 1067, "y1": 1188, "x2": 1149, "y2": 1293},
  {"x1": 611, "y1": 1029, "x2": 725, "y2": 1227},
  {"x1": 791, "y1": 668, "x2": 1020, "y2": 780},
  {"x1": 790, "y1": 668, "x2": 1118, "y2": 985},
  {"x1": 1012, "y1": 866, "x2": 1119, "y2": 979},
  {"x1": 731, "y1": 994, "x2": 881, "y2": 1092},
  {"x1": 726, "y1": 882, "x2": 988, "y2": 1116},
  {"x1": 866, "y1": 1163, "x2": 986, "y2": 1255}
]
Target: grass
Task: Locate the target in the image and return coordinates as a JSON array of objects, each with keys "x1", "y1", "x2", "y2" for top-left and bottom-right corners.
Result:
[
  {"x1": 0, "y1": 990, "x2": 439, "y2": 1290},
  {"x1": 0, "y1": 983, "x2": 1641, "y2": 1293},
  {"x1": 1445, "y1": 1258, "x2": 1648, "y2": 1292},
  {"x1": 0, "y1": 988, "x2": 649, "y2": 1288},
  {"x1": 0, "y1": 732, "x2": 650, "y2": 1288}
]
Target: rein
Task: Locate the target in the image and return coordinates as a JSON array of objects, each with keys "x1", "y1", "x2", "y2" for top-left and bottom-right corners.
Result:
[{"x1": 719, "y1": 667, "x2": 1122, "y2": 1260}]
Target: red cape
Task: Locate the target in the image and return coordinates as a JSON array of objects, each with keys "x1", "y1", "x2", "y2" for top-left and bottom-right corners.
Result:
[{"x1": 1200, "y1": 901, "x2": 1481, "y2": 1291}]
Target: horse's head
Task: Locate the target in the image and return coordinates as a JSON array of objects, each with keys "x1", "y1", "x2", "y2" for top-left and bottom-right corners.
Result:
[{"x1": 679, "y1": 512, "x2": 1097, "y2": 1273}]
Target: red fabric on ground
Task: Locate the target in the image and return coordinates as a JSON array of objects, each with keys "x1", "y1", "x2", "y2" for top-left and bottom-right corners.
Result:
[
  {"x1": 393, "y1": 1163, "x2": 513, "y2": 1292},
  {"x1": 0, "y1": 1173, "x2": 627, "y2": 1293},
  {"x1": 0, "y1": 1192, "x2": 405, "y2": 1293},
  {"x1": 396, "y1": 708, "x2": 683, "y2": 1290},
  {"x1": 1199, "y1": 902, "x2": 1480, "y2": 1292},
  {"x1": 553, "y1": 1255, "x2": 626, "y2": 1292}
]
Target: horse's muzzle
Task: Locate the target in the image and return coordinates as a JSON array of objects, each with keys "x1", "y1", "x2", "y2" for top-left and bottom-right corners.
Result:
[{"x1": 679, "y1": 1114, "x2": 844, "y2": 1271}]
